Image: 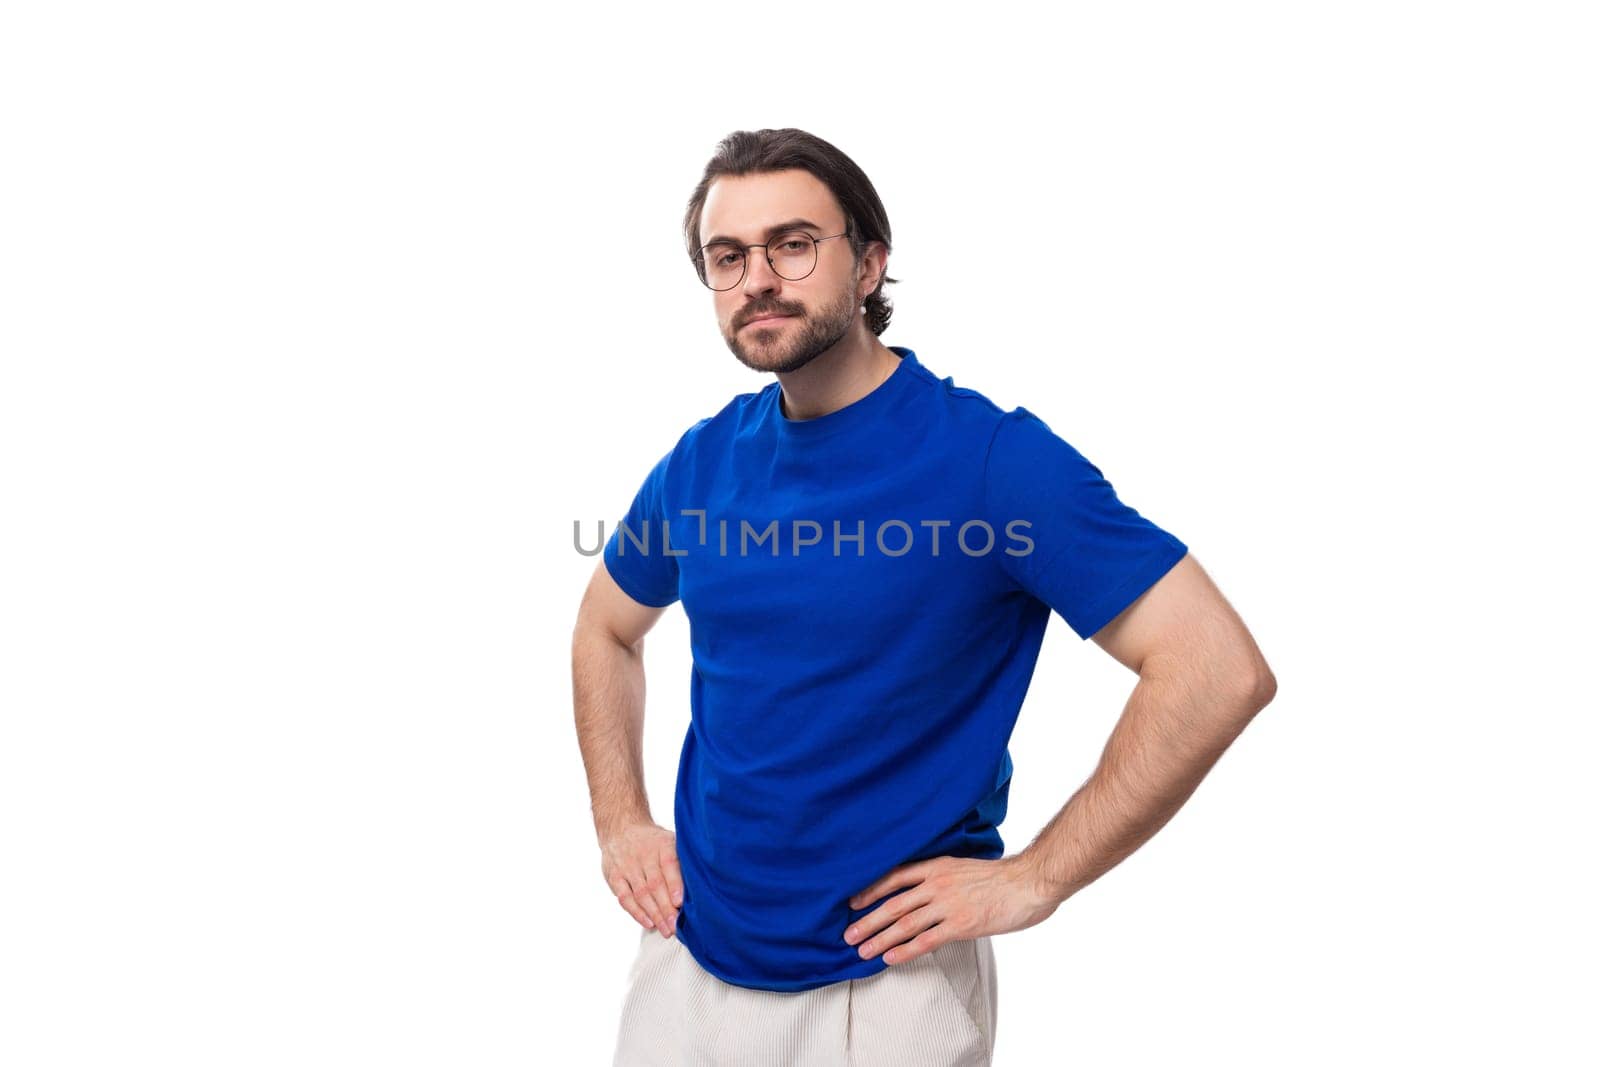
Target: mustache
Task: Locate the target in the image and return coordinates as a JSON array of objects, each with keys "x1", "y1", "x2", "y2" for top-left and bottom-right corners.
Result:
[{"x1": 738, "y1": 307, "x2": 802, "y2": 326}]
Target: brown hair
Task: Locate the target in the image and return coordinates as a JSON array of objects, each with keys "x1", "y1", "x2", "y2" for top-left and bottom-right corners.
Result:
[{"x1": 683, "y1": 128, "x2": 899, "y2": 336}]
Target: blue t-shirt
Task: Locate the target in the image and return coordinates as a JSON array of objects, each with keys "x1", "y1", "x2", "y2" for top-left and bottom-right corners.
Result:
[{"x1": 602, "y1": 345, "x2": 1187, "y2": 992}]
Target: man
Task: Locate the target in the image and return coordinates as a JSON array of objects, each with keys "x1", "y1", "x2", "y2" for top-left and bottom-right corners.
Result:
[{"x1": 573, "y1": 128, "x2": 1276, "y2": 1066}]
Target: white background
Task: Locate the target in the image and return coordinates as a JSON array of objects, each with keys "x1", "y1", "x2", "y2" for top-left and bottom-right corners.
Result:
[{"x1": 3, "y1": 2, "x2": 1595, "y2": 1064}]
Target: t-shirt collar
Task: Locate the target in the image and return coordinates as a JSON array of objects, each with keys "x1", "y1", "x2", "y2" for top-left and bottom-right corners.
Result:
[{"x1": 770, "y1": 346, "x2": 919, "y2": 439}]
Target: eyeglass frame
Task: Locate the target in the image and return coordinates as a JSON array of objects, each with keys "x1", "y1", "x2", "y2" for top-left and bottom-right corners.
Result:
[{"x1": 692, "y1": 227, "x2": 854, "y2": 291}]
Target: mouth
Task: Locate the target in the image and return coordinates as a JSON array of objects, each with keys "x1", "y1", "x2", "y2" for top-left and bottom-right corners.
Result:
[{"x1": 742, "y1": 314, "x2": 794, "y2": 330}]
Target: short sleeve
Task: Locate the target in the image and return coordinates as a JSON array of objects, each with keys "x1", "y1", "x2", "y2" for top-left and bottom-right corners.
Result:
[
  {"x1": 983, "y1": 407, "x2": 1188, "y2": 640},
  {"x1": 602, "y1": 445, "x2": 682, "y2": 609}
]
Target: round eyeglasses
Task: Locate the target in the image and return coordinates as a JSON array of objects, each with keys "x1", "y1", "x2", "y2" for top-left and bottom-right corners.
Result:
[{"x1": 693, "y1": 229, "x2": 851, "y2": 291}]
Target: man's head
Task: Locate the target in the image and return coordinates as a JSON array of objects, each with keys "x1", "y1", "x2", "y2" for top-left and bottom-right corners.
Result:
[{"x1": 683, "y1": 129, "x2": 898, "y2": 374}]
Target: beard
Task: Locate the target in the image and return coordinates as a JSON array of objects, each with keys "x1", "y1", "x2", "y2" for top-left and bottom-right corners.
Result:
[{"x1": 722, "y1": 282, "x2": 859, "y2": 375}]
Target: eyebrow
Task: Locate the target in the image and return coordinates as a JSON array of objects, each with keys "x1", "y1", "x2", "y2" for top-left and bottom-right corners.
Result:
[{"x1": 701, "y1": 217, "x2": 826, "y2": 248}]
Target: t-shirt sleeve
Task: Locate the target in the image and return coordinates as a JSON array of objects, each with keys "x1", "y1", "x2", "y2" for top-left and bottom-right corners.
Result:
[
  {"x1": 601, "y1": 445, "x2": 682, "y2": 609},
  {"x1": 983, "y1": 406, "x2": 1188, "y2": 640}
]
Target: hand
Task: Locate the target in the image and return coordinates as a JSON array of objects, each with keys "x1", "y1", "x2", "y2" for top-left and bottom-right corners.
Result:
[
  {"x1": 842, "y1": 854, "x2": 1059, "y2": 965},
  {"x1": 599, "y1": 820, "x2": 683, "y2": 938}
]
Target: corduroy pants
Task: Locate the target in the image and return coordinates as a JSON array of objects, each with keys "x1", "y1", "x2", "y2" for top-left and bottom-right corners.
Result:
[{"x1": 612, "y1": 926, "x2": 998, "y2": 1066}]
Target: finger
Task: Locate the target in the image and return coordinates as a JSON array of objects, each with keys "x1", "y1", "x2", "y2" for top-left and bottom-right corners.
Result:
[
  {"x1": 878, "y1": 924, "x2": 946, "y2": 966},
  {"x1": 609, "y1": 873, "x2": 659, "y2": 930},
  {"x1": 843, "y1": 887, "x2": 923, "y2": 945},
  {"x1": 639, "y1": 862, "x2": 677, "y2": 936},
  {"x1": 630, "y1": 870, "x2": 669, "y2": 932},
  {"x1": 649, "y1": 882, "x2": 678, "y2": 936},
  {"x1": 650, "y1": 851, "x2": 681, "y2": 933},
  {"x1": 661, "y1": 851, "x2": 684, "y2": 908},
  {"x1": 848, "y1": 862, "x2": 925, "y2": 910},
  {"x1": 860, "y1": 910, "x2": 942, "y2": 963}
]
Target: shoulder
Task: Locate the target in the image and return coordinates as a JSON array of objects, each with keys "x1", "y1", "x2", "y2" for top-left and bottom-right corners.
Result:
[
  {"x1": 985, "y1": 404, "x2": 1078, "y2": 458},
  {"x1": 884, "y1": 356, "x2": 1091, "y2": 481},
  {"x1": 912, "y1": 365, "x2": 1075, "y2": 465},
  {"x1": 982, "y1": 403, "x2": 1105, "y2": 497},
  {"x1": 897, "y1": 355, "x2": 1024, "y2": 444}
]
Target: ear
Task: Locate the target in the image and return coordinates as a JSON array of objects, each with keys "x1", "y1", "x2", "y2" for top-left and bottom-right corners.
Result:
[{"x1": 857, "y1": 239, "x2": 888, "y2": 301}]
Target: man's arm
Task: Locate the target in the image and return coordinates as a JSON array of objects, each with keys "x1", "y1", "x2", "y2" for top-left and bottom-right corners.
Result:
[
  {"x1": 572, "y1": 558, "x2": 684, "y2": 935},
  {"x1": 1016, "y1": 552, "x2": 1278, "y2": 903}
]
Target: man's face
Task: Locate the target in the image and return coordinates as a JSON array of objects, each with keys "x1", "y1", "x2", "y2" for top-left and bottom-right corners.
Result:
[{"x1": 698, "y1": 169, "x2": 868, "y2": 374}]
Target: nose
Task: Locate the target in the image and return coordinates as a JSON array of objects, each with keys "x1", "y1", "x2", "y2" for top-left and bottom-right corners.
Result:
[{"x1": 740, "y1": 246, "x2": 784, "y2": 299}]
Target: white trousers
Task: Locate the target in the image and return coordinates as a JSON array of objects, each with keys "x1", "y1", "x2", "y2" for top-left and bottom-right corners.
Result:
[{"x1": 612, "y1": 926, "x2": 998, "y2": 1066}]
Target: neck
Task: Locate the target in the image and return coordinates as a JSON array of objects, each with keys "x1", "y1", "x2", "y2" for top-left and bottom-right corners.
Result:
[{"x1": 777, "y1": 323, "x2": 899, "y2": 421}]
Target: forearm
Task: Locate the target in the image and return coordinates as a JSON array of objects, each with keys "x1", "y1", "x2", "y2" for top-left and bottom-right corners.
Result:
[
  {"x1": 1016, "y1": 663, "x2": 1269, "y2": 904},
  {"x1": 572, "y1": 623, "x2": 654, "y2": 838}
]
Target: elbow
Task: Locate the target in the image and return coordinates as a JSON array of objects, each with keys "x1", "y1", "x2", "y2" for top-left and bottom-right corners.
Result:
[
  {"x1": 1243, "y1": 661, "x2": 1278, "y2": 714},
  {"x1": 1213, "y1": 646, "x2": 1276, "y2": 721},
  {"x1": 1222, "y1": 630, "x2": 1277, "y2": 714}
]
